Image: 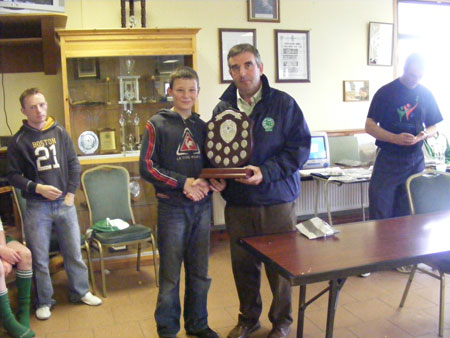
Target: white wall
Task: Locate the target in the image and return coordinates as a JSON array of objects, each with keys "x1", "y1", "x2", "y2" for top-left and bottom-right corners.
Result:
[{"x1": 0, "y1": 0, "x2": 394, "y2": 135}]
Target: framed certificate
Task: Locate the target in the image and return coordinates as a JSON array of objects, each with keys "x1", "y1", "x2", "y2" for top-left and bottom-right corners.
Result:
[
  {"x1": 99, "y1": 128, "x2": 117, "y2": 154},
  {"x1": 219, "y1": 28, "x2": 257, "y2": 83},
  {"x1": 275, "y1": 30, "x2": 310, "y2": 83},
  {"x1": 368, "y1": 22, "x2": 394, "y2": 66}
]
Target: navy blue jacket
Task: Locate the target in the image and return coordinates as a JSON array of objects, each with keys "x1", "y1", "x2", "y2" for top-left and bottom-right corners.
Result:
[
  {"x1": 213, "y1": 75, "x2": 311, "y2": 206},
  {"x1": 139, "y1": 109, "x2": 210, "y2": 206}
]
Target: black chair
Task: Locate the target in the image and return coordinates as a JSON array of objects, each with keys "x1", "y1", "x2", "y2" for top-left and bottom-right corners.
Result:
[
  {"x1": 81, "y1": 165, "x2": 158, "y2": 297},
  {"x1": 399, "y1": 169, "x2": 450, "y2": 337}
]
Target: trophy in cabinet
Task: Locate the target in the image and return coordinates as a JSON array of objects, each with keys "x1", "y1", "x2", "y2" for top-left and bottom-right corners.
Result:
[
  {"x1": 200, "y1": 109, "x2": 254, "y2": 179},
  {"x1": 118, "y1": 58, "x2": 142, "y2": 152}
]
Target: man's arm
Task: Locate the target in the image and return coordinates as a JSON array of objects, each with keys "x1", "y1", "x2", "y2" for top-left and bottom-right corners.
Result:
[{"x1": 365, "y1": 118, "x2": 433, "y2": 146}]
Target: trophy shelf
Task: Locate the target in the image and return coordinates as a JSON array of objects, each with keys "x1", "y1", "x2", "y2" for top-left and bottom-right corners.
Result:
[{"x1": 57, "y1": 28, "x2": 200, "y2": 163}]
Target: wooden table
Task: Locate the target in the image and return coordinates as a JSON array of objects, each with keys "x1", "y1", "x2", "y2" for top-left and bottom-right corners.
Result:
[{"x1": 240, "y1": 211, "x2": 450, "y2": 338}]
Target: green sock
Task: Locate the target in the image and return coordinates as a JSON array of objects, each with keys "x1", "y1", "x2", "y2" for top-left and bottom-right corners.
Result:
[
  {"x1": 0, "y1": 290, "x2": 34, "y2": 338},
  {"x1": 16, "y1": 270, "x2": 33, "y2": 328}
]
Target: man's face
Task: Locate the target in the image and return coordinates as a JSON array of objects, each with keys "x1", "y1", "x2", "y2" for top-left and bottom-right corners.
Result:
[
  {"x1": 21, "y1": 93, "x2": 48, "y2": 129},
  {"x1": 402, "y1": 62, "x2": 424, "y2": 89},
  {"x1": 228, "y1": 51, "x2": 263, "y2": 98}
]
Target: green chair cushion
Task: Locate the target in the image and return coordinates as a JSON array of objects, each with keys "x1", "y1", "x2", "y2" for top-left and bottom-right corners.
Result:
[{"x1": 92, "y1": 224, "x2": 151, "y2": 245}]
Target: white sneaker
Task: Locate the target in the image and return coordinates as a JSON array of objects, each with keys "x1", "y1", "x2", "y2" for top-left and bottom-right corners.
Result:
[
  {"x1": 36, "y1": 305, "x2": 51, "y2": 320},
  {"x1": 81, "y1": 291, "x2": 102, "y2": 306},
  {"x1": 359, "y1": 272, "x2": 371, "y2": 278}
]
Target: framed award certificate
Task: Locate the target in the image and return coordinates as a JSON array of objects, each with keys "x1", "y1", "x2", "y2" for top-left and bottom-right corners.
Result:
[{"x1": 99, "y1": 128, "x2": 117, "y2": 154}]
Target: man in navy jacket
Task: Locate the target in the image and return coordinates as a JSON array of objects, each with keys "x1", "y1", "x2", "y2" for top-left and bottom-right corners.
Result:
[{"x1": 213, "y1": 44, "x2": 311, "y2": 338}]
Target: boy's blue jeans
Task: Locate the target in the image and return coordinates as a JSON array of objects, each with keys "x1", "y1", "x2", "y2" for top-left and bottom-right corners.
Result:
[
  {"x1": 24, "y1": 199, "x2": 90, "y2": 307},
  {"x1": 155, "y1": 200, "x2": 212, "y2": 336}
]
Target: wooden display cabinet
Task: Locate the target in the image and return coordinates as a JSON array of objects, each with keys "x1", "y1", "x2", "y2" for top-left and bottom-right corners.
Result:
[{"x1": 57, "y1": 28, "x2": 200, "y2": 250}]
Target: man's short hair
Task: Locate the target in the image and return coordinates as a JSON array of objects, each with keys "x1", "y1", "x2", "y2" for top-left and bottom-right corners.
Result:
[
  {"x1": 169, "y1": 66, "x2": 199, "y2": 89},
  {"x1": 19, "y1": 88, "x2": 43, "y2": 108},
  {"x1": 227, "y1": 44, "x2": 262, "y2": 67},
  {"x1": 404, "y1": 53, "x2": 425, "y2": 72}
]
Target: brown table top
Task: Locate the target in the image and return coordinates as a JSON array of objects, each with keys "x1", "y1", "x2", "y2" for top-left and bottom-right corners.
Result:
[{"x1": 241, "y1": 211, "x2": 450, "y2": 285}]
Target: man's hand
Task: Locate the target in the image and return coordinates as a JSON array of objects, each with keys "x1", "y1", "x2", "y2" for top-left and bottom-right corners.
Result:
[
  {"x1": 36, "y1": 184, "x2": 62, "y2": 201},
  {"x1": 183, "y1": 178, "x2": 209, "y2": 202},
  {"x1": 395, "y1": 132, "x2": 420, "y2": 146},
  {"x1": 209, "y1": 178, "x2": 226, "y2": 192},
  {"x1": 0, "y1": 246, "x2": 21, "y2": 266},
  {"x1": 64, "y1": 192, "x2": 75, "y2": 206},
  {"x1": 236, "y1": 165, "x2": 263, "y2": 185}
]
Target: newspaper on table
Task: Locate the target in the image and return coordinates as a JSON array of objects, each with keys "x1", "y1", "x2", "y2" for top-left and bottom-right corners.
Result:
[{"x1": 296, "y1": 217, "x2": 339, "y2": 240}]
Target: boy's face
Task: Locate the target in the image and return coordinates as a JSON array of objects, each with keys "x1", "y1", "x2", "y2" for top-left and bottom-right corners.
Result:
[
  {"x1": 21, "y1": 93, "x2": 48, "y2": 130},
  {"x1": 168, "y1": 78, "x2": 199, "y2": 115}
]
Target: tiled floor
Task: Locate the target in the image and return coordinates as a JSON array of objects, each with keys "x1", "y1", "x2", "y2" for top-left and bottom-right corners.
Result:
[{"x1": 3, "y1": 230, "x2": 450, "y2": 338}]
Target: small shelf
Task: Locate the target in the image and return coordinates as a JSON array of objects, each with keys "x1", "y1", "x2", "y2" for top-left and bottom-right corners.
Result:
[{"x1": 0, "y1": 13, "x2": 67, "y2": 74}]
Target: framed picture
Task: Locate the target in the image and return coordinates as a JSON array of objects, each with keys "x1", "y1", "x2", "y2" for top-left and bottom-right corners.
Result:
[
  {"x1": 275, "y1": 30, "x2": 310, "y2": 83},
  {"x1": 248, "y1": 0, "x2": 280, "y2": 22},
  {"x1": 219, "y1": 28, "x2": 257, "y2": 83},
  {"x1": 74, "y1": 58, "x2": 100, "y2": 79},
  {"x1": 343, "y1": 80, "x2": 369, "y2": 102},
  {"x1": 368, "y1": 22, "x2": 394, "y2": 66}
]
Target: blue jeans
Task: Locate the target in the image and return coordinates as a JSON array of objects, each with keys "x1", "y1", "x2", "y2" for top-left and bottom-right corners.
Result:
[
  {"x1": 155, "y1": 200, "x2": 212, "y2": 336},
  {"x1": 369, "y1": 149, "x2": 425, "y2": 220},
  {"x1": 24, "y1": 199, "x2": 89, "y2": 307}
]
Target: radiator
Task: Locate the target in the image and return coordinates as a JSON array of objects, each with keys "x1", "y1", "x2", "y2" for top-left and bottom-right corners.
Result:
[
  {"x1": 212, "y1": 180, "x2": 369, "y2": 226},
  {"x1": 295, "y1": 179, "x2": 369, "y2": 216}
]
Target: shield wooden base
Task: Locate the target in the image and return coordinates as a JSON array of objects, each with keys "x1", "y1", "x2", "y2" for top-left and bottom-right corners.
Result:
[{"x1": 200, "y1": 168, "x2": 253, "y2": 179}]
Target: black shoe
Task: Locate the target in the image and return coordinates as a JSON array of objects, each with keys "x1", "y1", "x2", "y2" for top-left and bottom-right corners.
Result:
[
  {"x1": 227, "y1": 322, "x2": 261, "y2": 338},
  {"x1": 267, "y1": 326, "x2": 290, "y2": 338},
  {"x1": 187, "y1": 327, "x2": 219, "y2": 338}
]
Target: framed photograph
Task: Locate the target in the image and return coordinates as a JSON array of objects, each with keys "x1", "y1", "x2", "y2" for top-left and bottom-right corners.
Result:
[
  {"x1": 368, "y1": 22, "x2": 394, "y2": 66},
  {"x1": 219, "y1": 28, "x2": 257, "y2": 83},
  {"x1": 343, "y1": 80, "x2": 369, "y2": 102},
  {"x1": 275, "y1": 30, "x2": 310, "y2": 83},
  {"x1": 74, "y1": 58, "x2": 100, "y2": 79},
  {"x1": 248, "y1": 0, "x2": 280, "y2": 22}
]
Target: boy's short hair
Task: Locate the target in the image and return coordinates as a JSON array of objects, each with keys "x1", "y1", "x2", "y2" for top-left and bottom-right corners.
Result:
[
  {"x1": 227, "y1": 43, "x2": 262, "y2": 67},
  {"x1": 169, "y1": 66, "x2": 199, "y2": 89},
  {"x1": 20, "y1": 88, "x2": 43, "y2": 108}
]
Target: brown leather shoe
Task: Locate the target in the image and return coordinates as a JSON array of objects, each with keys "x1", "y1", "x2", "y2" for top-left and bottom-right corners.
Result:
[
  {"x1": 267, "y1": 326, "x2": 290, "y2": 338},
  {"x1": 227, "y1": 321, "x2": 261, "y2": 338}
]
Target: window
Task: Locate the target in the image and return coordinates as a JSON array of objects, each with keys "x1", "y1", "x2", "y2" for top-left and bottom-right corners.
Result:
[{"x1": 397, "y1": 0, "x2": 450, "y2": 125}]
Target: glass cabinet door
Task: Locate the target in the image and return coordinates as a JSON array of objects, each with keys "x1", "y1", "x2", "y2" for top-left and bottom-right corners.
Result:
[{"x1": 67, "y1": 55, "x2": 192, "y2": 157}]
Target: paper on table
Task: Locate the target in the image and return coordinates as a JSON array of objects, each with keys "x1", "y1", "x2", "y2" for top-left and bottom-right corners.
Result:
[{"x1": 296, "y1": 217, "x2": 339, "y2": 240}]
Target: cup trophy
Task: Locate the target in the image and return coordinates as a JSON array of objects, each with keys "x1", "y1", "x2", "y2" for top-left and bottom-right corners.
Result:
[{"x1": 200, "y1": 109, "x2": 253, "y2": 179}]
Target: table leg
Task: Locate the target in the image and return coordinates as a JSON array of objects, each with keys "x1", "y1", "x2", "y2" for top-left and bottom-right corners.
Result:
[
  {"x1": 314, "y1": 178, "x2": 320, "y2": 217},
  {"x1": 325, "y1": 278, "x2": 346, "y2": 338},
  {"x1": 297, "y1": 285, "x2": 307, "y2": 338},
  {"x1": 360, "y1": 182, "x2": 365, "y2": 221},
  {"x1": 324, "y1": 180, "x2": 332, "y2": 225}
]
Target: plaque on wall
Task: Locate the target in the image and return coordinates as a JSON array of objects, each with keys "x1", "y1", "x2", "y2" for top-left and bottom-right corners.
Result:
[
  {"x1": 78, "y1": 131, "x2": 99, "y2": 155},
  {"x1": 200, "y1": 109, "x2": 254, "y2": 179}
]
